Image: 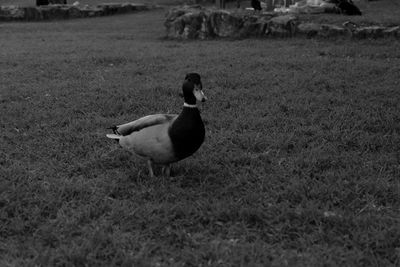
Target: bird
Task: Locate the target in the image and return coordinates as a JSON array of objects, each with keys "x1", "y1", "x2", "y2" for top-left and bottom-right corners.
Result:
[
  {"x1": 106, "y1": 73, "x2": 207, "y2": 178},
  {"x1": 251, "y1": 0, "x2": 262, "y2": 11},
  {"x1": 337, "y1": 0, "x2": 362, "y2": 16},
  {"x1": 328, "y1": 0, "x2": 362, "y2": 15}
]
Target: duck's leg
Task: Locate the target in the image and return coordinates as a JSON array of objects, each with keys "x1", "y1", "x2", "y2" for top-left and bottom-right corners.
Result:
[
  {"x1": 162, "y1": 164, "x2": 171, "y2": 177},
  {"x1": 147, "y1": 159, "x2": 155, "y2": 178}
]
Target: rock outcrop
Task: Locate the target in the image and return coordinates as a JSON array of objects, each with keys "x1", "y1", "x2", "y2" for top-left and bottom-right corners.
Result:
[
  {"x1": 165, "y1": 6, "x2": 400, "y2": 40},
  {"x1": 0, "y1": 3, "x2": 153, "y2": 21}
]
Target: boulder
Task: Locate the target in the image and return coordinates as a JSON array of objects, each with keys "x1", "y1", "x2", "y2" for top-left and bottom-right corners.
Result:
[
  {"x1": 165, "y1": 7, "x2": 207, "y2": 39},
  {"x1": 182, "y1": 12, "x2": 207, "y2": 39},
  {"x1": 240, "y1": 16, "x2": 266, "y2": 37},
  {"x1": 97, "y1": 3, "x2": 148, "y2": 15},
  {"x1": 98, "y1": 3, "x2": 133, "y2": 15},
  {"x1": 297, "y1": 22, "x2": 321, "y2": 37},
  {"x1": 68, "y1": 6, "x2": 83, "y2": 18},
  {"x1": 319, "y1": 24, "x2": 348, "y2": 38},
  {"x1": 382, "y1": 26, "x2": 400, "y2": 38},
  {"x1": 164, "y1": 7, "x2": 400, "y2": 40},
  {"x1": 23, "y1": 7, "x2": 42, "y2": 20},
  {"x1": 0, "y1": 3, "x2": 153, "y2": 21},
  {"x1": 266, "y1": 14, "x2": 298, "y2": 37},
  {"x1": 39, "y1": 5, "x2": 70, "y2": 20},
  {"x1": 0, "y1": 5, "x2": 25, "y2": 20},
  {"x1": 80, "y1": 8, "x2": 104, "y2": 17},
  {"x1": 208, "y1": 10, "x2": 243, "y2": 37},
  {"x1": 352, "y1": 26, "x2": 386, "y2": 39}
]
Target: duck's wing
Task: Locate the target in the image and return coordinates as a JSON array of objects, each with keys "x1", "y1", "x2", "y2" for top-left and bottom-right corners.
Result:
[{"x1": 113, "y1": 114, "x2": 177, "y2": 136}]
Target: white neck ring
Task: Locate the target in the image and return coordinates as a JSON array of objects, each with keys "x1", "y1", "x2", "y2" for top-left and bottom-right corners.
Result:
[{"x1": 183, "y1": 103, "x2": 197, "y2": 108}]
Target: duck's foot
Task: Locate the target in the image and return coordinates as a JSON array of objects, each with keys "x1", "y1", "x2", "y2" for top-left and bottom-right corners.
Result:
[
  {"x1": 147, "y1": 159, "x2": 155, "y2": 178},
  {"x1": 161, "y1": 164, "x2": 171, "y2": 177}
]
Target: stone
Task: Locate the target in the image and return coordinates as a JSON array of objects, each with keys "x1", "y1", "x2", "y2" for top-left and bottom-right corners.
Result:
[
  {"x1": 265, "y1": 15, "x2": 298, "y2": 37},
  {"x1": 131, "y1": 4, "x2": 149, "y2": 11},
  {"x1": 0, "y1": 5, "x2": 25, "y2": 20},
  {"x1": 80, "y1": 7, "x2": 103, "y2": 17},
  {"x1": 240, "y1": 18, "x2": 264, "y2": 37},
  {"x1": 239, "y1": 15, "x2": 271, "y2": 37},
  {"x1": 181, "y1": 12, "x2": 206, "y2": 39},
  {"x1": 0, "y1": 3, "x2": 153, "y2": 21},
  {"x1": 352, "y1": 26, "x2": 386, "y2": 39},
  {"x1": 39, "y1": 5, "x2": 70, "y2": 20},
  {"x1": 165, "y1": 7, "x2": 206, "y2": 39},
  {"x1": 23, "y1": 7, "x2": 43, "y2": 20},
  {"x1": 382, "y1": 26, "x2": 400, "y2": 38},
  {"x1": 297, "y1": 22, "x2": 321, "y2": 38},
  {"x1": 97, "y1": 3, "x2": 148, "y2": 15},
  {"x1": 68, "y1": 6, "x2": 83, "y2": 18},
  {"x1": 208, "y1": 10, "x2": 243, "y2": 37},
  {"x1": 319, "y1": 24, "x2": 348, "y2": 38}
]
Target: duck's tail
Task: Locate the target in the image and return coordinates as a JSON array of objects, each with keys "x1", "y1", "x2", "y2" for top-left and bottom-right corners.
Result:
[{"x1": 106, "y1": 133, "x2": 122, "y2": 140}]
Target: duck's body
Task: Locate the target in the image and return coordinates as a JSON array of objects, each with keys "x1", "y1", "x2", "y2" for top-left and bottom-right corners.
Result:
[
  {"x1": 251, "y1": 0, "x2": 262, "y2": 11},
  {"x1": 337, "y1": 0, "x2": 361, "y2": 16},
  {"x1": 106, "y1": 73, "x2": 206, "y2": 177}
]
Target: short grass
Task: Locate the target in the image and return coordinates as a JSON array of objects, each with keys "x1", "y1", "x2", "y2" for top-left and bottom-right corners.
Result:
[{"x1": 1, "y1": 5, "x2": 400, "y2": 267}]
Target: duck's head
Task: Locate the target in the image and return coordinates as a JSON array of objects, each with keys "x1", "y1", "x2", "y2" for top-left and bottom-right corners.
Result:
[{"x1": 181, "y1": 73, "x2": 207, "y2": 105}]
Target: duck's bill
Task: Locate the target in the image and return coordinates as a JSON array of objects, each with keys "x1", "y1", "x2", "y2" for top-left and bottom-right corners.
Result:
[
  {"x1": 194, "y1": 85, "x2": 207, "y2": 102},
  {"x1": 194, "y1": 90, "x2": 207, "y2": 102}
]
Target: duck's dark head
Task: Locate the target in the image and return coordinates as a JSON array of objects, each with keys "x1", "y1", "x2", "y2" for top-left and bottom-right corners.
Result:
[{"x1": 181, "y1": 73, "x2": 207, "y2": 105}]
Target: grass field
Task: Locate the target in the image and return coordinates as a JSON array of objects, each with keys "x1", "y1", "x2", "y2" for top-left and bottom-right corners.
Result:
[{"x1": 1, "y1": 2, "x2": 400, "y2": 266}]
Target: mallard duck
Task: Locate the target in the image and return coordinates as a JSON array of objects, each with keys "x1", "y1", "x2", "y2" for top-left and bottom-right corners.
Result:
[
  {"x1": 251, "y1": 0, "x2": 262, "y2": 11},
  {"x1": 106, "y1": 73, "x2": 207, "y2": 177}
]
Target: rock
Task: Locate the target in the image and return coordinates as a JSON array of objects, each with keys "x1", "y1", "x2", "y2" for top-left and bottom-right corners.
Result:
[
  {"x1": 23, "y1": 7, "x2": 43, "y2": 20},
  {"x1": 240, "y1": 16, "x2": 265, "y2": 37},
  {"x1": 66, "y1": 6, "x2": 82, "y2": 18},
  {"x1": 0, "y1": 5, "x2": 25, "y2": 20},
  {"x1": 0, "y1": 3, "x2": 153, "y2": 21},
  {"x1": 240, "y1": 15, "x2": 272, "y2": 37},
  {"x1": 165, "y1": 7, "x2": 207, "y2": 39},
  {"x1": 266, "y1": 15, "x2": 298, "y2": 37},
  {"x1": 97, "y1": 3, "x2": 148, "y2": 15},
  {"x1": 163, "y1": 7, "x2": 400, "y2": 40},
  {"x1": 80, "y1": 7, "x2": 103, "y2": 17},
  {"x1": 383, "y1": 26, "x2": 400, "y2": 38},
  {"x1": 182, "y1": 12, "x2": 206, "y2": 39},
  {"x1": 97, "y1": 3, "x2": 133, "y2": 15},
  {"x1": 297, "y1": 22, "x2": 321, "y2": 37},
  {"x1": 319, "y1": 24, "x2": 348, "y2": 37},
  {"x1": 297, "y1": 23, "x2": 348, "y2": 38},
  {"x1": 39, "y1": 5, "x2": 70, "y2": 20},
  {"x1": 208, "y1": 10, "x2": 243, "y2": 37},
  {"x1": 352, "y1": 26, "x2": 386, "y2": 39}
]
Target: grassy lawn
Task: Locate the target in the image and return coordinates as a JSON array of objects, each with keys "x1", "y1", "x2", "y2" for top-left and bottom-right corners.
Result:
[{"x1": 1, "y1": 4, "x2": 400, "y2": 267}]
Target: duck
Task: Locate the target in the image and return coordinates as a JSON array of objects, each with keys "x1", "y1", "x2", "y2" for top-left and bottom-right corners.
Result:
[
  {"x1": 327, "y1": 0, "x2": 362, "y2": 16},
  {"x1": 337, "y1": 0, "x2": 362, "y2": 16},
  {"x1": 251, "y1": 0, "x2": 262, "y2": 11},
  {"x1": 106, "y1": 73, "x2": 207, "y2": 177}
]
